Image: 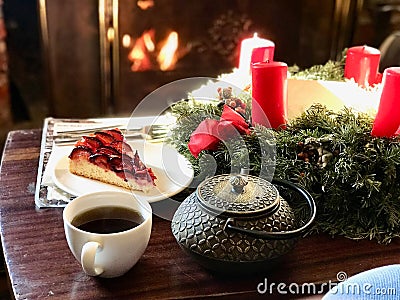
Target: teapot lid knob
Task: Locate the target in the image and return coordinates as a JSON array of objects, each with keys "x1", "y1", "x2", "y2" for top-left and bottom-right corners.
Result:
[{"x1": 229, "y1": 175, "x2": 248, "y2": 194}]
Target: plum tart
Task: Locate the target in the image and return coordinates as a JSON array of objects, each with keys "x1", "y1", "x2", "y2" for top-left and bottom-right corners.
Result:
[{"x1": 68, "y1": 128, "x2": 156, "y2": 192}]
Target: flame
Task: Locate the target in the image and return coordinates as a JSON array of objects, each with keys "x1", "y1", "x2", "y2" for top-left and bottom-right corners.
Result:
[
  {"x1": 157, "y1": 31, "x2": 178, "y2": 71},
  {"x1": 143, "y1": 31, "x2": 155, "y2": 52},
  {"x1": 128, "y1": 30, "x2": 181, "y2": 71},
  {"x1": 137, "y1": 0, "x2": 154, "y2": 10},
  {"x1": 127, "y1": 30, "x2": 155, "y2": 71},
  {"x1": 122, "y1": 34, "x2": 132, "y2": 48}
]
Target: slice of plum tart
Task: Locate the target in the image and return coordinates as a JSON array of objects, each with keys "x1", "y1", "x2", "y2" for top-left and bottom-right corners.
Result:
[{"x1": 68, "y1": 128, "x2": 156, "y2": 192}]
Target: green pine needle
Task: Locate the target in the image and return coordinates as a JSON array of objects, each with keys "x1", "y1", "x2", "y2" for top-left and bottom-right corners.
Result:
[{"x1": 169, "y1": 99, "x2": 400, "y2": 244}]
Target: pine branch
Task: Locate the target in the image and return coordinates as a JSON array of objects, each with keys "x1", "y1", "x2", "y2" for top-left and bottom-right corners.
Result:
[
  {"x1": 289, "y1": 49, "x2": 347, "y2": 81},
  {"x1": 169, "y1": 98, "x2": 400, "y2": 244}
]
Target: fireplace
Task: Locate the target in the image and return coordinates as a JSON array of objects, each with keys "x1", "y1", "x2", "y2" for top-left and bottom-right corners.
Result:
[
  {"x1": 7, "y1": 0, "x2": 365, "y2": 119},
  {"x1": 114, "y1": 0, "x2": 307, "y2": 115}
]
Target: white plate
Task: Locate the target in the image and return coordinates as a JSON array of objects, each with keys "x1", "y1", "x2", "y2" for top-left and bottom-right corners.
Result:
[{"x1": 51, "y1": 141, "x2": 194, "y2": 202}]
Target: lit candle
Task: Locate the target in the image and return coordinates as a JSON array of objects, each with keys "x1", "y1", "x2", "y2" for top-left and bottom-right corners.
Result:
[
  {"x1": 251, "y1": 46, "x2": 275, "y2": 64},
  {"x1": 238, "y1": 33, "x2": 275, "y2": 74},
  {"x1": 251, "y1": 61, "x2": 288, "y2": 129},
  {"x1": 371, "y1": 67, "x2": 400, "y2": 137},
  {"x1": 344, "y1": 45, "x2": 381, "y2": 87}
]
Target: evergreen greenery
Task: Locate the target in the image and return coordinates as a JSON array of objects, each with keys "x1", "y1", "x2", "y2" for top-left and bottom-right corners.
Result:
[
  {"x1": 289, "y1": 49, "x2": 347, "y2": 81},
  {"x1": 168, "y1": 99, "x2": 400, "y2": 244}
]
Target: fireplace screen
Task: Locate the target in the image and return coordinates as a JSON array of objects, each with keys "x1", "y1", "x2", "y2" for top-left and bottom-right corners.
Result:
[{"x1": 39, "y1": 0, "x2": 359, "y2": 118}]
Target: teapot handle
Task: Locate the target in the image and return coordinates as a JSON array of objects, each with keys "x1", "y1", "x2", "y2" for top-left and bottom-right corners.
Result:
[{"x1": 224, "y1": 179, "x2": 316, "y2": 240}]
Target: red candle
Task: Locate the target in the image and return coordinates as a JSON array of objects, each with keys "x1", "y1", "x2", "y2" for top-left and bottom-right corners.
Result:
[
  {"x1": 344, "y1": 46, "x2": 381, "y2": 87},
  {"x1": 251, "y1": 46, "x2": 275, "y2": 64},
  {"x1": 251, "y1": 61, "x2": 288, "y2": 129},
  {"x1": 371, "y1": 67, "x2": 400, "y2": 137}
]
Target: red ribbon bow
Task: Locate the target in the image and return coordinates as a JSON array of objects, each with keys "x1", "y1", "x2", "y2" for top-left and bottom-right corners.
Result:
[{"x1": 188, "y1": 105, "x2": 250, "y2": 158}]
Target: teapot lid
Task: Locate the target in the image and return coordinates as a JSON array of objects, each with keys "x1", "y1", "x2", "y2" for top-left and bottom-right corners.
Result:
[{"x1": 196, "y1": 173, "x2": 280, "y2": 217}]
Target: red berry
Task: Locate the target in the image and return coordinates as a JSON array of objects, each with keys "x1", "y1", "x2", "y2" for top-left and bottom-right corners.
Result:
[
  {"x1": 228, "y1": 100, "x2": 236, "y2": 108},
  {"x1": 235, "y1": 107, "x2": 245, "y2": 115}
]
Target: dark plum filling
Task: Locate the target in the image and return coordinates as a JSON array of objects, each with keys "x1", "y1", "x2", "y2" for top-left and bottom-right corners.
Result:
[
  {"x1": 96, "y1": 146, "x2": 121, "y2": 156},
  {"x1": 109, "y1": 156, "x2": 123, "y2": 171},
  {"x1": 89, "y1": 153, "x2": 109, "y2": 169},
  {"x1": 68, "y1": 146, "x2": 92, "y2": 160}
]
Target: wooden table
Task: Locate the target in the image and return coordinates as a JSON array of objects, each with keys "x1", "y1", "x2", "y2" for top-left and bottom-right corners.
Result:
[{"x1": 1, "y1": 129, "x2": 400, "y2": 299}]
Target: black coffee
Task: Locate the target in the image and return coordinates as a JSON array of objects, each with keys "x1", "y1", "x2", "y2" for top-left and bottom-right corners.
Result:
[{"x1": 71, "y1": 206, "x2": 144, "y2": 234}]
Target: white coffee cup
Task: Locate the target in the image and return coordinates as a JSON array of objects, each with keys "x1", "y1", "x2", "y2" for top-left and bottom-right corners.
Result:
[{"x1": 63, "y1": 191, "x2": 152, "y2": 278}]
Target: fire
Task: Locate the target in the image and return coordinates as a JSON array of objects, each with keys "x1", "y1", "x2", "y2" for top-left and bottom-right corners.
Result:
[
  {"x1": 157, "y1": 31, "x2": 178, "y2": 71},
  {"x1": 127, "y1": 30, "x2": 155, "y2": 71},
  {"x1": 137, "y1": 0, "x2": 154, "y2": 10},
  {"x1": 143, "y1": 32, "x2": 155, "y2": 52},
  {"x1": 122, "y1": 34, "x2": 132, "y2": 48},
  {"x1": 127, "y1": 30, "x2": 180, "y2": 71}
]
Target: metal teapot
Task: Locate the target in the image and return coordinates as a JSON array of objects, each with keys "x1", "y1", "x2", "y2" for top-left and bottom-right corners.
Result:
[{"x1": 171, "y1": 172, "x2": 316, "y2": 273}]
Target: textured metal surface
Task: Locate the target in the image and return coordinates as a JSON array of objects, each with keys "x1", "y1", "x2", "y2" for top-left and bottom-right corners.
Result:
[
  {"x1": 197, "y1": 174, "x2": 279, "y2": 216},
  {"x1": 172, "y1": 192, "x2": 297, "y2": 262}
]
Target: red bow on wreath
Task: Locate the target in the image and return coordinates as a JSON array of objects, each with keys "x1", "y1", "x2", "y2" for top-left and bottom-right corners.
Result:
[{"x1": 188, "y1": 105, "x2": 250, "y2": 158}]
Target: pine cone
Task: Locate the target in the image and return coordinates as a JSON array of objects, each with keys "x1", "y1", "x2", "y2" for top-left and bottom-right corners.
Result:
[{"x1": 297, "y1": 136, "x2": 338, "y2": 168}]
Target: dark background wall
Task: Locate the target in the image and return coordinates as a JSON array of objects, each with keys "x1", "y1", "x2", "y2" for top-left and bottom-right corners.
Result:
[{"x1": 3, "y1": 0, "x2": 46, "y2": 124}]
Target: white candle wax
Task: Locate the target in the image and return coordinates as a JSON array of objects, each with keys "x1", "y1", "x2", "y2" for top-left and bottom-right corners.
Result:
[{"x1": 238, "y1": 33, "x2": 275, "y2": 74}]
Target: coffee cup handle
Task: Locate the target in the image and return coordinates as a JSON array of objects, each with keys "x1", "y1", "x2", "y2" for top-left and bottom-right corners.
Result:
[{"x1": 81, "y1": 241, "x2": 104, "y2": 276}]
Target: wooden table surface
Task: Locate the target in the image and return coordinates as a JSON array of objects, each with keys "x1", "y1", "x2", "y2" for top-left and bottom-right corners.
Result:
[{"x1": 1, "y1": 129, "x2": 400, "y2": 299}]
